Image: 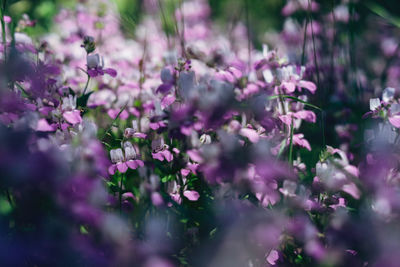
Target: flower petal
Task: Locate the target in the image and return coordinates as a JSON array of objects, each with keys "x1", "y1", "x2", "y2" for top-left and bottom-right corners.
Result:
[
  {"x1": 152, "y1": 152, "x2": 165, "y2": 161},
  {"x1": 162, "y1": 150, "x2": 173, "y2": 162},
  {"x1": 126, "y1": 160, "x2": 138, "y2": 170},
  {"x1": 187, "y1": 149, "x2": 203, "y2": 163},
  {"x1": 133, "y1": 132, "x2": 147, "y2": 139},
  {"x1": 239, "y1": 128, "x2": 260, "y2": 143},
  {"x1": 116, "y1": 162, "x2": 128, "y2": 173},
  {"x1": 156, "y1": 83, "x2": 173, "y2": 94},
  {"x1": 108, "y1": 165, "x2": 116, "y2": 175},
  {"x1": 266, "y1": 250, "x2": 279, "y2": 265},
  {"x1": 87, "y1": 69, "x2": 99, "y2": 77},
  {"x1": 181, "y1": 169, "x2": 190, "y2": 177},
  {"x1": 104, "y1": 68, "x2": 117, "y2": 77},
  {"x1": 282, "y1": 81, "x2": 296, "y2": 93},
  {"x1": 389, "y1": 115, "x2": 400, "y2": 128},
  {"x1": 63, "y1": 110, "x2": 82, "y2": 125},
  {"x1": 135, "y1": 160, "x2": 144, "y2": 167},
  {"x1": 183, "y1": 190, "x2": 200, "y2": 201},
  {"x1": 342, "y1": 183, "x2": 361, "y2": 199},
  {"x1": 298, "y1": 80, "x2": 317, "y2": 94},
  {"x1": 36, "y1": 118, "x2": 56, "y2": 132},
  {"x1": 294, "y1": 110, "x2": 316, "y2": 123}
]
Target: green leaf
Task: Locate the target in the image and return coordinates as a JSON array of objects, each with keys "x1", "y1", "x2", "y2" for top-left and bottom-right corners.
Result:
[
  {"x1": 77, "y1": 91, "x2": 94, "y2": 108},
  {"x1": 80, "y1": 225, "x2": 89, "y2": 234},
  {"x1": 0, "y1": 197, "x2": 12, "y2": 215},
  {"x1": 210, "y1": 227, "x2": 217, "y2": 237},
  {"x1": 366, "y1": 2, "x2": 400, "y2": 28},
  {"x1": 268, "y1": 95, "x2": 322, "y2": 111},
  {"x1": 161, "y1": 174, "x2": 174, "y2": 183}
]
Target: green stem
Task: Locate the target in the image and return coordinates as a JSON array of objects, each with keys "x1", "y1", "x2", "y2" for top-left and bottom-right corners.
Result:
[
  {"x1": 288, "y1": 117, "x2": 294, "y2": 166},
  {"x1": 301, "y1": 16, "x2": 308, "y2": 66},
  {"x1": 82, "y1": 74, "x2": 90, "y2": 95},
  {"x1": 119, "y1": 173, "x2": 125, "y2": 214},
  {"x1": 100, "y1": 103, "x2": 128, "y2": 141},
  {"x1": 157, "y1": 0, "x2": 170, "y2": 48},
  {"x1": 245, "y1": 0, "x2": 251, "y2": 72},
  {"x1": 15, "y1": 82, "x2": 30, "y2": 97},
  {"x1": 1, "y1": 0, "x2": 7, "y2": 63}
]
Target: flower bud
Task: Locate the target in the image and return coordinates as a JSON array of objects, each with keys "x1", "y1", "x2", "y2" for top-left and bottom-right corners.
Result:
[
  {"x1": 82, "y1": 35, "x2": 96, "y2": 54},
  {"x1": 124, "y1": 128, "x2": 135, "y2": 138},
  {"x1": 87, "y1": 54, "x2": 101, "y2": 69},
  {"x1": 199, "y1": 134, "x2": 211, "y2": 145}
]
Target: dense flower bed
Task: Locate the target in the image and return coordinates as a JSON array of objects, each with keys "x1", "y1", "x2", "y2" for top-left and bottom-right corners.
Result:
[{"x1": 1, "y1": 0, "x2": 400, "y2": 266}]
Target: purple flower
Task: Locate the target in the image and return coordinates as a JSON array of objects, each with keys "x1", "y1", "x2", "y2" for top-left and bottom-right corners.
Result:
[{"x1": 86, "y1": 54, "x2": 117, "y2": 78}]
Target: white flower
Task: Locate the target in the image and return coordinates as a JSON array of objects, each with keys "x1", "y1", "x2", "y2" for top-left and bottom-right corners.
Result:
[
  {"x1": 123, "y1": 142, "x2": 137, "y2": 160},
  {"x1": 263, "y1": 69, "x2": 274, "y2": 83},
  {"x1": 151, "y1": 137, "x2": 166, "y2": 152},
  {"x1": 200, "y1": 134, "x2": 211, "y2": 145},
  {"x1": 383, "y1": 87, "x2": 395, "y2": 103},
  {"x1": 372, "y1": 197, "x2": 391, "y2": 218},
  {"x1": 61, "y1": 95, "x2": 77, "y2": 110},
  {"x1": 369, "y1": 98, "x2": 380, "y2": 111},
  {"x1": 15, "y1": 32, "x2": 33, "y2": 45},
  {"x1": 279, "y1": 180, "x2": 297, "y2": 197},
  {"x1": 110, "y1": 148, "x2": 124, "y2": 164}
]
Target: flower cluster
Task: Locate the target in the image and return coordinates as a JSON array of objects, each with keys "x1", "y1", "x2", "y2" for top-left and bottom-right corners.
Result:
[{"x1": 0, "y1": 0, "x2": 400, "y2": 266}]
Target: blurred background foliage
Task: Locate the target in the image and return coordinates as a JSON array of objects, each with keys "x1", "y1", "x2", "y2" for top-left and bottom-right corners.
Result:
[
  {"x1": 4, "y1": 0, "x2": 400, "y2": 42},
  {"x1": 5, "y1": 0, "x2": 76, "y2": 35}
]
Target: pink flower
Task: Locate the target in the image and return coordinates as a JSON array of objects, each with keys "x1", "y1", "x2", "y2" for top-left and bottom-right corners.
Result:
[
  {"x1": 63, "y1": 110, "x2": 82, "y2": 125},
  {"x1": 279, "y1": 110, "x2": 316, "y2": 126},
  {"x1": 266, "y1": 249, "x2": 279, "y2": 265},
  {"x1": 151, "y1": 137, "x2": 173, "y2": 162},
  {"x1": 61, "y1": 95, "x2": 82, "y2": 125},
  {"x1": 291, "y1": 134, "x2": 311, "y2": 151},
  {"x1": 168, "y1": 181, "x2": 200, "y2": 204},
  {"x1": 239, "y1": 128, "x2": 260, "y2": 143},
  {"x1": 36, "y1": 118, "x2": 56, "y2": 132},
  {"x1": 107, "y1": 108, "x2": 129, "y2": 120},
  {"x1": 108, "y1": 142, "x2": 144, "y2": 175},
  {"x1": 276, "y1": 65, "x2": 317, "y2": 94}
]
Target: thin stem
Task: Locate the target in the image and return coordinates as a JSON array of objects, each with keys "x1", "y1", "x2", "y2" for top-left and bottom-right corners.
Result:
[
  {"x1": 308, "y1": 0, "x2": 321, "y2": 91},
  {"x1": 1, "y1": 0, "x2": 7, "y2": 63},
  {"x1": 380, "y1": 44, "x2": 400, "y2": 88},
  {"x1": 394, "y1": 132, "x2": 400, "y2": 145},
  {"x1": 179, "y1": 0, "x2": 186, "y2": 58},
  {"x1": 101, "y1": 103, "x2": 128, "y2": 141},
  {"x1": 172, "y1": 0, "x2": 186, "y2": 59},
  {"x1": 5, "y1": 189, "x2": 13, "y2": 208},
  {"x1": 301, "y1": 17, "x2": 309, "y2": 66},
  {"x1": 245, "y1": 0, "x2": 251, "y2": 72},
  {"x1": 288, "y1": 117, "x2": 295, "y2": 166},
  {"x1": 15, "y1": 82, "x2": 30, "y2": 97},
  {"x1": 119, "y1": 173, "x2": 125, "y2": 214},
  {"x1": 82, "y1": 74, "x2": 90, "y2": 95},
  {"x1": 139, "y1": 34, "x2": 147, "y2": 89},
  {"x1": 321, "y1": 111, "x2": 326, "y2": 148},
  {"x1": 157, "y1": 0, "x2": 171, "y2": 48},
  {"x1": 330, "y1": 0, "x2": 336, "y2": 95}
]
